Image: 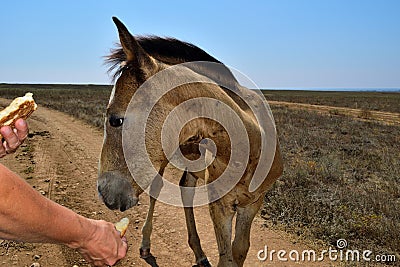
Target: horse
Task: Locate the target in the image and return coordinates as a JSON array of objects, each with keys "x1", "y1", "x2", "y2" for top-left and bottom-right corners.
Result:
[{"x1": 98, "y1": 17, "x2": 283, "y2": 267}]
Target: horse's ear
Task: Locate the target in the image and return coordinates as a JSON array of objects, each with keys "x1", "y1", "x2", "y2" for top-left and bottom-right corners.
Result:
[{"x1": 112, "y1": 17, "x2": 154, "y2": 68}]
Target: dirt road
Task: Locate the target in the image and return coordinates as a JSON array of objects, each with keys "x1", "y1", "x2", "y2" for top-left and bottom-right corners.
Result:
[
  {"x1": 269, "y1": 100, "x2": 400, "y2": 125},
  {"x1": 0, "y1": 100, "x2": 331, "y2": 267}
]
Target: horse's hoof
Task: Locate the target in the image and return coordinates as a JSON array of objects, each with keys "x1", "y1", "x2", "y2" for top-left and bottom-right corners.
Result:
[
  {"x1": 140, "y1": 247, "x2": 152, "y2": 259},
  {"x1": 197, "y1": 258, "x2": 211, "y2": 267}
]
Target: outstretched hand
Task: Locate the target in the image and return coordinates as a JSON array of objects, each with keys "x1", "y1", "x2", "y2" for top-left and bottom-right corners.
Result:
[
  {"x1": 72, "y1": 219, "x2": 128, "y2": 267},
  {"x1": 0, "y1": 119, "x2": 29, "y2": 157}
]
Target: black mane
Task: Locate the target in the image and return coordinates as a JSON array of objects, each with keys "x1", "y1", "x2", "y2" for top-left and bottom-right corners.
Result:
[
  {"x1": 138, "y1": 36, "x2": 222, "y2": 65},
  {"x1": 106, "y1": 35, "x2": 246, "y2": 111},
  {"x1": 106, "y1": 36, "x2": 233, "y2": 81}
]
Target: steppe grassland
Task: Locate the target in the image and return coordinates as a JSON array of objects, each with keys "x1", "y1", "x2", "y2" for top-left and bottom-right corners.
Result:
[{"x1": 1, "y1": 85, "x2": 399, "y2": 260}]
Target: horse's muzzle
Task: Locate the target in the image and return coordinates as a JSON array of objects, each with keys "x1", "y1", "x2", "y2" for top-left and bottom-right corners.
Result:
[{"x1": 97, "y1": 171, "x2": 139, "y2": 212}]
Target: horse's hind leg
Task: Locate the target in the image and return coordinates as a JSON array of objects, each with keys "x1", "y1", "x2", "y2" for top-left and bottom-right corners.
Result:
[
  {"x1": 180, "y1": 171, "x2": 211, "y2": 267},
  {"x1": 209, "y1": 199, "x2": 236, "y2": 267},
  {"x1": 232, "y1": 196, "x2": 263, "y2": 266},
  {"x1": 140, "y1": 164, "x2": 167, "y2": 258}
]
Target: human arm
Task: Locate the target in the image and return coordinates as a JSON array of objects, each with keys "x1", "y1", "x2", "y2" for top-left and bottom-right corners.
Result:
[
  {"x1": 0, "y1": 118, "x2": 29, "y2": 157},
  {"x1": 0, "y1": 163, "x2": 127, "y2": 266}
]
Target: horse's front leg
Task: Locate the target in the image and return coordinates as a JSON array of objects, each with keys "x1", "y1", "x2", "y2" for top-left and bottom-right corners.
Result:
[
  {"x1": 140, "y1": 195, "x2": 158, "y2": 258},
  {"x1": 180, "y1": 171, "x2": 211, "y2": 267},
  {"x1": 140, "y1": 164, "x2": 166, "y2": 258}
]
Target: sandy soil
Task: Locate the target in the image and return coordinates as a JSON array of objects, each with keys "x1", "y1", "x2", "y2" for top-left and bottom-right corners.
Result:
[{"x1": 0, "y1": 100, "x2": 336, "y2": 267}]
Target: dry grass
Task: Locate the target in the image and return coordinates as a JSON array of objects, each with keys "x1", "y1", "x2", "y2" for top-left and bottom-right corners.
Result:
[
  {"x1": 263, "y1": 106, "x2": 400, "y2": 262},
  {"x1": 1, "y1": 84, "x2": 399, "y2": 262}
]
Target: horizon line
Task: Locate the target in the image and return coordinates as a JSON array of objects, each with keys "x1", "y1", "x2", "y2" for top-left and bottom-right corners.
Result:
[{"x1": 1, "y1": 82, "x2": 399, "y2": 92}]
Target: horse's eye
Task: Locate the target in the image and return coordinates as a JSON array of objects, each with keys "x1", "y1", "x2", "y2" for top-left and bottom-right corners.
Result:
[{"x1": 109, "y1": 116, "x2": 124, "y2": 127}]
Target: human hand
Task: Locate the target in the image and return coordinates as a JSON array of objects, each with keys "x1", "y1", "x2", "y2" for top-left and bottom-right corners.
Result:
[
  {"x1": 0, "y1": 119, "x2": 29, "y2": 158},
  {"x1": 73, "y1": 219, "x2": 128, "y2": 267}
]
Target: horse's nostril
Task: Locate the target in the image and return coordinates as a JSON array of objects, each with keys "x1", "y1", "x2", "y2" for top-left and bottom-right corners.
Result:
[
  {"x1": 120, "y1": 206, "x2": 128, "y2": 212},
  {"x1": 119, "y1": 197, "x2": 139, "y2": 212}
]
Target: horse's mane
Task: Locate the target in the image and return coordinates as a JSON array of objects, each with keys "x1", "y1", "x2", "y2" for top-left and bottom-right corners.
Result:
[
  {"x1": 138, "y1": 36, "x2": 222, "y2": 65},
  {"x1": 106, "y1": 36, "x2": 237, "y2": 85},
  {"x1": 106, "y1": 35, "x2": 251, "y2": 125}
]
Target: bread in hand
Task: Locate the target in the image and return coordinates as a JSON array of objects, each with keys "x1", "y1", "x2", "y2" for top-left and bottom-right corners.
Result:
[{"x1": 0, "y1": 92, "x2": 37, "y2": 139}]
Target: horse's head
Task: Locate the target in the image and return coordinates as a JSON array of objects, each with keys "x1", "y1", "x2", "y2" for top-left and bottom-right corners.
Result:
[
  {"x1": 98, "y1": 17, "x2": 164, "y2": 211},
  {"x1": 98, "y1": 17, "x2": 248, "y2": 211}
]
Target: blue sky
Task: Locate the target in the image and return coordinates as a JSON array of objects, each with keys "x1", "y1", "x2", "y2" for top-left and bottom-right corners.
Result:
[{"x1": 0, "y1": 0, "x2": 399, "y2": 88}]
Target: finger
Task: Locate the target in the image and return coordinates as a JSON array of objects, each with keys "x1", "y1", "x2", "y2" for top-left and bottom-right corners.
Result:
[
  {"x1": 115, "y1": 229, "x2": 121, "y2": 237},
  {"x1": 0, "y1": 126, "x2": 13, "y2": 141},
  {"x1": 121, "y1": 237, "x2": 128, "y2": 254},
  {"x1": 14, "y1": 119, "x2": 29, "y2": 140},
  {"x1": 91, "y1": 260, "x2": 106, "y2": 267},
  {"x1": 1, "y1": 126, "x2": 20, "y2": 151},
  {"x1": 118, "y1": 237, "x2": 128, "y2": 261},
  {"x1": 105, "y1": 238, "x2": 127, "y2": 267},
  {"x1": 0, "y1": 142, "x2": 6, "y2": 158}
]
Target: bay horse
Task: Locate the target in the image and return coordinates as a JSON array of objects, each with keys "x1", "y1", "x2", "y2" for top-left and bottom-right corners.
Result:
[{"x1": 98, "y1": 17, "x2": 283, "y2": 267}]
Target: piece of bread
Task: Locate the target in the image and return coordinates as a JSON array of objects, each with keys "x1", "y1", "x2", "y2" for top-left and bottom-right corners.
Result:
[
  {"x1": 114, "y1": 217, "x2": 130, "y2": 237},
  {"x1": 0, "y1": 92, "x2": 37, "y2": 139}
]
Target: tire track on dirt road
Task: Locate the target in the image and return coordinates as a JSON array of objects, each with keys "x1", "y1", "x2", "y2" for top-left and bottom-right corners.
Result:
[
  {"x1": 269, "y1": 100, "x2": 400, "y2": 125},
  {"x1": 0, "y1": 99, "x2": 330, "y2": 266}
]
